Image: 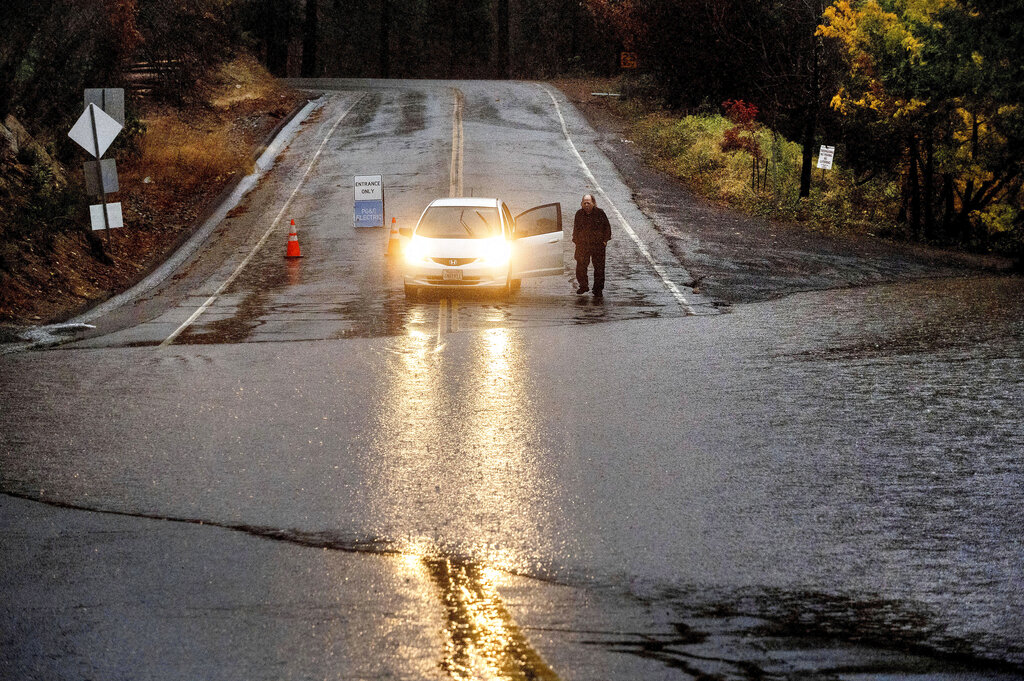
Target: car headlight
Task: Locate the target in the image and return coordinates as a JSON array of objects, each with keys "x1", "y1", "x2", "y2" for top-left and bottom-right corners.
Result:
[
  {"x1": 405, "y1": 236, "x2": 430, "y2": 264},
  {"x1": 479, "y1": 237, "x2": 511, "y2": 266}
]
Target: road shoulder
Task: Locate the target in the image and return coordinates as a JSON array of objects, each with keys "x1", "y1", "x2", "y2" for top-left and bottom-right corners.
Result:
[{"x1": 551, "y1": 80, "x2": 1014, "y2": 306}]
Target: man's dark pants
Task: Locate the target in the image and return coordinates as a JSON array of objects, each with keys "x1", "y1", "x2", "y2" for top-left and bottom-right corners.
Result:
[{"x1": 575, "y1": 243, "x2": 606, "y2": 293}]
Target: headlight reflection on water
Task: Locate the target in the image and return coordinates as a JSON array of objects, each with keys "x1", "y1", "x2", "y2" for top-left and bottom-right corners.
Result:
[{"x1": 375, "y1": 311, "x2": 559, "y2": 679}]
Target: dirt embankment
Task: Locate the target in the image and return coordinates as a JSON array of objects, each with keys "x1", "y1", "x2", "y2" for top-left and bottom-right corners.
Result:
[
  {"x1": 552, "y1": 78, "x2": 1016, "y2": 305},
  {"x1": 0, "y1": 57, "x2": 307, "y2": 335}
]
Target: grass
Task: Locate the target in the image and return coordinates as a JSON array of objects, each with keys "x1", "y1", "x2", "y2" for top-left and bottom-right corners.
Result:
[
  {"x1": 209, "y1": 55, "x2": 285, "y2": 108},
  {"x1": 626, "y1": 106, "x2": 902, "y2": 235},
  {"x1": 126, "y1": 115, "x2": 253, "y2": 194},
  {"x1": 122, "y1": 56, "x2": 294, "y2": 194},
  {"x1": 555, "y1": 75, "x2": 905, "y2": 239}
]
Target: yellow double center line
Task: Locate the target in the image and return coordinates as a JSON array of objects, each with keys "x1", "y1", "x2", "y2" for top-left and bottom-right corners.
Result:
[
  {"x1": 437, "y1": 89, "x2": 466, "y2": 342},
  {"x1": 449, "y1": 88, "x2": 464, "y2": 199},
  {"x1": 426, "y1": 556, "x2": 560, "y2": 681},
  {"x1": 436, "y1": 298, "x2": 459, "y2": 347}
]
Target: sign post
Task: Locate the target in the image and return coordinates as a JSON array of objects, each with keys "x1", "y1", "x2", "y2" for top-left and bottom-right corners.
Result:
[
  {"x1": 84, "y1": 88, "x2": 125, "y2": 125},
  {"x1": 354, "y1": 175, "x2": 385, "y2": 228},
  {"x1": 68, "y1": 93, "x2": 125, "y2": 243}
]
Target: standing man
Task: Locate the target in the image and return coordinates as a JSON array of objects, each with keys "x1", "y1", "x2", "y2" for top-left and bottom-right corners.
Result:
[{"x1": 572, "y1": 193, "x2": 612, "y2": 297}]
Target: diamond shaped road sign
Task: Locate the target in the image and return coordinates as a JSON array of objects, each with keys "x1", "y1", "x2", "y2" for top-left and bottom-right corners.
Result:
[{"x1": 68, "y1": 103, "x2": 122, "y2": 158}]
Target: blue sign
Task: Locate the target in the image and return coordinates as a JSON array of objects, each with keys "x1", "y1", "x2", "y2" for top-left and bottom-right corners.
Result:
[{"x1": 354, "y1": 199, "x2": 384, "y2": 228}]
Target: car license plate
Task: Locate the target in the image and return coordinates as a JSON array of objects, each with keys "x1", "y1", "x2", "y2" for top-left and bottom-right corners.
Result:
[{"x1": 443, "y1": 269, "x2": 463, "y2": 281}]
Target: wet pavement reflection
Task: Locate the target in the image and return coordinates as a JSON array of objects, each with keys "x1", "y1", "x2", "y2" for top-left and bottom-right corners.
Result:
[
  {"x1": 366, "y1": 308, "x2": 567, "y2": 678},
  {"x1": 2, "y1": 274, "x2": 1023, "y2": 678}
]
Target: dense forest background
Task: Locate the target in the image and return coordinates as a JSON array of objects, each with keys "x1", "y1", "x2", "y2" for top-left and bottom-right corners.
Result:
[
  {"x1": 1, "y1": 0, "x2": 619, "y2": 131},
  {"x1": 2, "y1": 0, "x2": 1021, "y2": 256}
]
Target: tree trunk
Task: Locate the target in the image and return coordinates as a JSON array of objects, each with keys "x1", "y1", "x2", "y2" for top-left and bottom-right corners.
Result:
[
  {"x1": 799, "y1": 113, "x2": 816, "y2": 198},
  {"x1": 265, "y1": 2, "x2": 291, "y2": 77},
  {"x1": 497, "y1": 0, "x2": 509, "y2": 79},
  {"x1": 898, "y1": 176, "x2": 909, "y2": 224},
  {"x1": 908, "y1": 135, "x2": 921, "y2": 239},
  {"x1": 447, "y1": 10, "x2": 455, "y2": 78},
  {"x1": 569, "y1": 0, "x2": 579, "y2": 67},
  {"x1": 960, "y1": 113, "x2": 981, "y2": 244},
  {"x1": 940, "y1": 173, "x2": 955, "y2": 243},
  {"x1": 379, "y1": 0, "x2": 390, "y2": 78},
  {"x1": 301, "y1": 0, "x2": 319, "y2": 77},
  {"x1": 923, "y1": 132, "x2": 934, "y2": 241},
  {"x1": 798, "y1": 33, "x2": 820, "y2": 198}
]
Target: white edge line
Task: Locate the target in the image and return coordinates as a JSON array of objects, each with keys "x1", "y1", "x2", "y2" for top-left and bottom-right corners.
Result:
[
  {"x1": 539, "y1": 85, "x2": 696, "y2": 315},
  {"x1": 159, "y1": 93, "x2": 366, "y2": 347}
]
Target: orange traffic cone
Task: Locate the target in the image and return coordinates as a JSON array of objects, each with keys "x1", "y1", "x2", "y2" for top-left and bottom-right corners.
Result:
[
  {"x1": 285, "y1": 219, "x2": 302, "y2": 258},
  {"x1": 386, "y1": 217, "x2": 401, "y2": 256}
]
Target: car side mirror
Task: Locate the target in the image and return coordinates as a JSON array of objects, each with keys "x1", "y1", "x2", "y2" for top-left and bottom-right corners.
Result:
[{"x1": 399, "y1": 227, "x2": 412, "y2": 238}]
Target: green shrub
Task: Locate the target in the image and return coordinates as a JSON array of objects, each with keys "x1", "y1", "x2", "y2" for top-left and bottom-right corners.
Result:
[{"x1": 626, "y1": 107, "x2": 912, "y2": 236}]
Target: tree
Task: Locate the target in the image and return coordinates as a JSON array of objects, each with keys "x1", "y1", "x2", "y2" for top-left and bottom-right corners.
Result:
[
  {"x1": 1, "y1": 0, "x2": 134, "y2": 133},
  {"x1": 585, "y1": 0, "x2": 842, "y2": 198},
  {"x1": 302, "y1": 0, "x2": 319, "y2": 77},
  {"x1": 819, "y1": 0, "x2": 1023, "y2": 247},
  {"x1": 241, "y1": 0, "x2": 299, "y2": 77}
]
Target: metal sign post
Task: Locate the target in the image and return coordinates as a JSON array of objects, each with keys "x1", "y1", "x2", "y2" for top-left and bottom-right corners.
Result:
[
  {"x1": 68, "y1": 95, "x2": 125, "y2": 242},
  {"x1": 84, "y1": 88, "x2": 125, "y2": 125},
  {"x1": 88, "y1": 104, "x2": 111, "y2": 242}
]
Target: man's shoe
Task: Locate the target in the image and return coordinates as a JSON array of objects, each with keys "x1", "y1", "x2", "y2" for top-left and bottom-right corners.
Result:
[
  {"x1": 576, "y1": 286, "x2": 589, "y2": 295},
  {"x1": 593, "y1": 290, "x2": 603, "y2": 298}
]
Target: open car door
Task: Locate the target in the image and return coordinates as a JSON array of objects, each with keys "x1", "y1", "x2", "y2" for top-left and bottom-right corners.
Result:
[{"x1": 510, "y1": 203, "x2": 563, "y2": 278}]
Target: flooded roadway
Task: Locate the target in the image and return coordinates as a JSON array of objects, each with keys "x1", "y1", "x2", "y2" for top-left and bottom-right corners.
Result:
[{"x1": 1, "y1": 80, "x2": 1022, "y2": 680}]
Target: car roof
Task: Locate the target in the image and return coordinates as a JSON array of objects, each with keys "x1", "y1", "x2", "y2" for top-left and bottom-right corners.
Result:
[{"x1": 427, "y1": 197, "x2": 500, "y2": 208}]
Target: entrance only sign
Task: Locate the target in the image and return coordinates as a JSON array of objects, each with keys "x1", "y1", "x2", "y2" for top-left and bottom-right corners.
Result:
[{"x1": 354, "y1": 175, "x2": 384, "y2": 228}]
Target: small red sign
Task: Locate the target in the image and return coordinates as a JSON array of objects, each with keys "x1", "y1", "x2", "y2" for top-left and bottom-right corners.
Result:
[{"x1": 620, "y1": 52, "x2": 638, "y2": 69}]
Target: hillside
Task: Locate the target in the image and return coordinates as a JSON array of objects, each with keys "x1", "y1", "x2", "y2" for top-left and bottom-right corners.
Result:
[{"x1": 0, "y1": 57, "x2": 305, "y2": 334}]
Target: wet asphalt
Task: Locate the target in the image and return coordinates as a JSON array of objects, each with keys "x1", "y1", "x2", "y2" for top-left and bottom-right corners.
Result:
[{"x1": 1, "y1": 80, "x2": 1023, "y2": 680}]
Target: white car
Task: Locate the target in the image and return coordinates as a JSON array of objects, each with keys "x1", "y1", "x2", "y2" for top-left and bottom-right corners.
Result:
[{"x1": 401, "y1": 197, "x2": 564, "y2": 297}]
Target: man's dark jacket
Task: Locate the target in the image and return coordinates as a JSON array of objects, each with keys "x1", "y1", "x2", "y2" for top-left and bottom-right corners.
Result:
[{"x1": 572, "y1": 207, "x2": 612, "y2": 250}]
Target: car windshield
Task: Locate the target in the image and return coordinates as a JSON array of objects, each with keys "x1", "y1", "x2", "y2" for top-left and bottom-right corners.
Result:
[{"x1": 416, "y1": 206, "x2": 501, "y2": 239}]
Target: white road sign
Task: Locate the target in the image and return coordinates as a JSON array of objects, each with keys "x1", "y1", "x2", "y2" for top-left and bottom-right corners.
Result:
[
  {"x1": 68, "y1": 103, "x2": 123, "y2": 158},
  {"x1": 354, "y1": 175, "x2": 383, "y2": 201},
  {"x1": 85, "y1": 88, "x2": 125, "y2": 126},
  {"x1": 84, "y1": 159, "x2": 119, "y2": 195},
  {"x1": 817, "y1": 145, "x2": 835, "y2": 170},
  {"x1": 90, "y1": 202, "x2": 123, "y2": 231}
]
